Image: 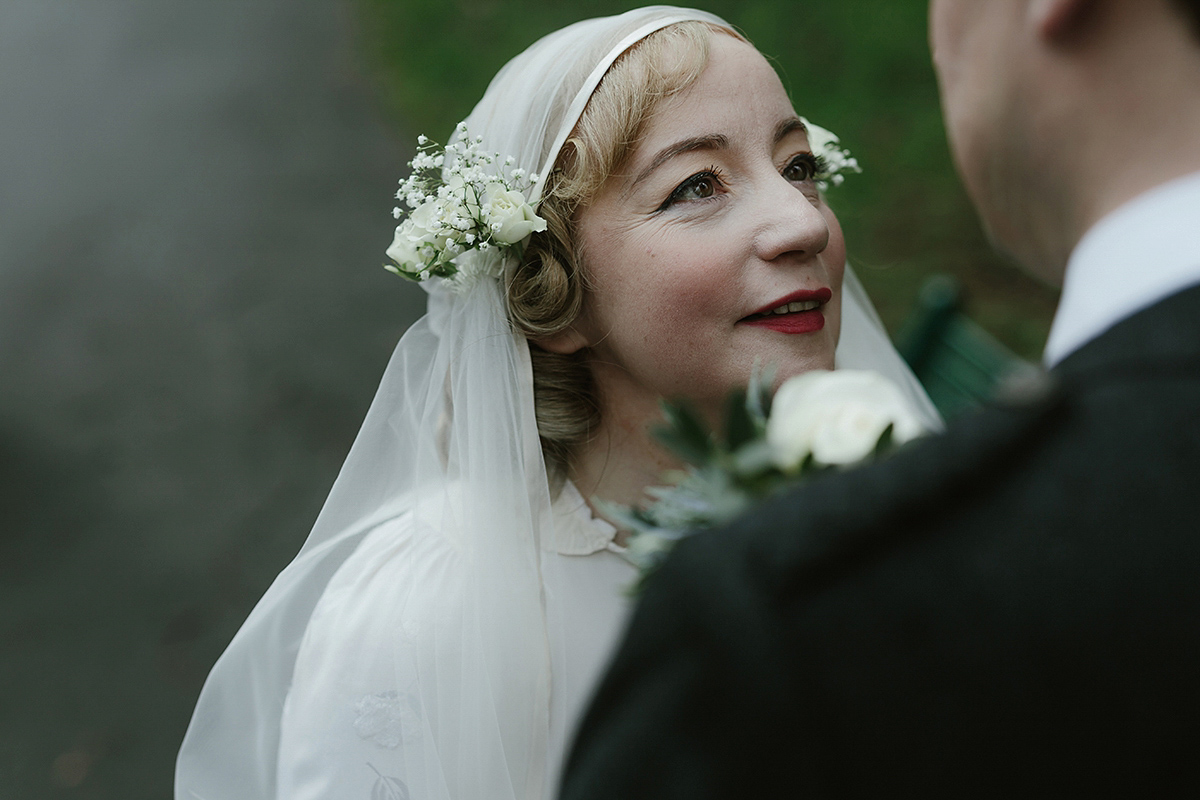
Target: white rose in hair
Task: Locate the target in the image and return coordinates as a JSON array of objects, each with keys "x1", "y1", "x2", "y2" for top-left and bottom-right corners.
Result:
[
  {"x1": 407, "y1": 197, "x2": 441, "y2": 233},
  {"x1": 410, "y1": 198, "x2": 466, "y2": 252},
  {"x1": 482, "y1": 182, "x2": 548, "y2": 244},
  {"x1": 767, "y1": 369, "x2": 925, "y2": 470},
  {"x1": 385, "y1": 125, "x2": 585, "y2": 288},
  {"x1": 386, "y1": 219, "x2": 423, "y2": 269}
]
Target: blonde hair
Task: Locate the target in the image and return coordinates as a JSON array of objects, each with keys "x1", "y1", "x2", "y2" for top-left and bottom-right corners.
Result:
[{"x1": 505, "y1": 20, "x2": 739, "y2": 484}]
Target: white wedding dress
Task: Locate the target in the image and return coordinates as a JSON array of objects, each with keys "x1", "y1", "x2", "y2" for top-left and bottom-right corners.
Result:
[
  {"x1": 273, "y1": 481, "x2": 634, "y2": 800},
  {"x1": 175, "y1": 8, "x2": 941, "y2": 800}
]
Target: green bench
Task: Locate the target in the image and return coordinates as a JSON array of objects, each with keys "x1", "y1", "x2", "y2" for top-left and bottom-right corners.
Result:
[{"x1": 896, "y1": 276, "x2": 1041, "y2": 419}]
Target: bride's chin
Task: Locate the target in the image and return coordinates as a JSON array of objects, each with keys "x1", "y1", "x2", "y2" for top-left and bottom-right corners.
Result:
[{"x1": 771, "y1": 348, "x2": 838, "y2": 383}]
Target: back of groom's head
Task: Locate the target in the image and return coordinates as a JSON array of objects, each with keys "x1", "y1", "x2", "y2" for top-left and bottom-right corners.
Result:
[
  {"x1": 930, "y1": 0, "x2": 1200, "y2": 284},
  {"x1": 1174, "y1": 0, "x2": 1200, "y2": 36}
]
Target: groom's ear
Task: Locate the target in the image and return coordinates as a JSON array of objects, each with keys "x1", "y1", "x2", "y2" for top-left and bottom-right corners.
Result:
[{"x1": 1029, "y1": 0, "x2": 1096, "y2": 41}]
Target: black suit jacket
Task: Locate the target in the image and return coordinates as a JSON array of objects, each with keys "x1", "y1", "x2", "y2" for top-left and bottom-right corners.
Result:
[{"x1": 561, "y1": 284, "x2": 1200, "y2": 798}]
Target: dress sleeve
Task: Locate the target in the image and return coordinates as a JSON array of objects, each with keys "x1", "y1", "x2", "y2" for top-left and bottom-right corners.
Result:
[{"x1": 276, "y1": 512, "x2": 550, "y2": 800}]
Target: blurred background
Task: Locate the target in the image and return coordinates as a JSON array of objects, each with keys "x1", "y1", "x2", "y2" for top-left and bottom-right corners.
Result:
[{"x1": 0, "y1": 1, "x2": 1056, "y2": 797}]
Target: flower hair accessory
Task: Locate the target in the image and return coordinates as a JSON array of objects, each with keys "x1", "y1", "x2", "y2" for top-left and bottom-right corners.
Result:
[
  {"x1": 801, "y1": 117, "x2": 862, "y2": 189},
  {"x1": 386, "y1": 122, "x2": 548, "y2": 291}
]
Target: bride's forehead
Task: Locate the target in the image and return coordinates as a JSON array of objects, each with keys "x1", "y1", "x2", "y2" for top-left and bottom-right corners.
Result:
[
  {"x1": 641, "y1": 39, "x2": 796, "y2": 135},
  {"x1": 692, "y1": 39, "x2": 785, "y2": 102}
]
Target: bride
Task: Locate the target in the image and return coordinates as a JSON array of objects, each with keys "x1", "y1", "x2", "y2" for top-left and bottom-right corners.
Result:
[{"x1": 175, "y1": 6, "x2": 939, "y2": 800}]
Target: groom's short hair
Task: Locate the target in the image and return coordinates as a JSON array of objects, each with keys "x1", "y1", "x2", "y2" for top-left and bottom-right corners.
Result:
[{"x1": 1173, "y1": 0, "x2": 1200, "y2": 38}]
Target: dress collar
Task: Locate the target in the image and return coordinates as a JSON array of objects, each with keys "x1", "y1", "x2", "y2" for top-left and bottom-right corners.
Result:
[
  {"x1": 1045, "y1": 170, "x2": 1200, "y2": 367},
  {"x1": 549, "y1": 481, "x2": 624, "y2": 556}
]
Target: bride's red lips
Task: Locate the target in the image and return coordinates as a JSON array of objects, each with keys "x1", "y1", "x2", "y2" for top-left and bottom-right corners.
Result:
[
  {"x1": 741, "y1": 288, "x2": 833, "y2": 320},
  {"x1": 739, "y1": 287, "x2": 833, "y2": 335}
]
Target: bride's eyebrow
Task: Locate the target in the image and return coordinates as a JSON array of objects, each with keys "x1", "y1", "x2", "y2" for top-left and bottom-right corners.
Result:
[
  {"x1": 775, "y1": 116, "x2": 807, "y2": 143},
  {"x1": 628, "y1": 134, "x2": 729, "y2": 190}
]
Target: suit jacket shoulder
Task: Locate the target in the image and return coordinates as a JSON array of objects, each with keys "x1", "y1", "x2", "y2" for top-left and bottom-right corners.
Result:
[{"x1": 734, "y1": 376, "x2": 1065, "y2": 602}]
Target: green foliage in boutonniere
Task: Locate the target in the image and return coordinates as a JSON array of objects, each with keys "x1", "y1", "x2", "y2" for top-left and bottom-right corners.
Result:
[{"x1": 601, "y1": 368, "x2": 928, "y2": 580}]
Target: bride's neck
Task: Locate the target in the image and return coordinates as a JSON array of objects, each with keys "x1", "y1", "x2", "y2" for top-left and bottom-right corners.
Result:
[{"x1": 568, "y1": 386, "x2": 684, "y2": 527}]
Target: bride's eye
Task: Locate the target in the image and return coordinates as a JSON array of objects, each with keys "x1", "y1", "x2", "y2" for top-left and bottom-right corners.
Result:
[
  {"x1": 658, "y1": 167, "x2": 726, "y2": 211},
  {"x1": 782, "y1": 153, "x2": 827, "y2": 183}
]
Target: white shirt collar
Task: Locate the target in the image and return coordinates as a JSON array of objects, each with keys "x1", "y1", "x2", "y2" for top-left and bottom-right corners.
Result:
[{"x1": 1044, "y1": 170, "x2": 1200, "y2": 367}]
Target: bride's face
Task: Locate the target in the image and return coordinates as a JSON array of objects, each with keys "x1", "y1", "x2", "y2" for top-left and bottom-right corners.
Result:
[{"x1": 571, "y1": 34, "x2": 846, "y2": 420}]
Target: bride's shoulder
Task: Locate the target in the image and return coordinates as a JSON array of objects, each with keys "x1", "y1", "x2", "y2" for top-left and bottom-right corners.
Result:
[
  {"x1": 288, "y1": 489, "x2": 473, "y2": 685},
  {"x1": 317, "y1": 487, "x2": 469, "y2": 604},
  {"x1": 290, "y1": 485, "x2": 480, "y2": 656}
]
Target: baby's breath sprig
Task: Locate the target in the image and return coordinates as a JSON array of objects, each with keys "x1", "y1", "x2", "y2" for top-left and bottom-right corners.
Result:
[
  {"x1": 800, "y1": 117, "x2": 863, "y2": 190},
  {"x1": 386, "y1": 122, "x2": 547, "y2": 292}
]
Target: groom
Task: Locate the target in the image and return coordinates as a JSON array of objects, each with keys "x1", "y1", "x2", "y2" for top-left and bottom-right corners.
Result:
[{"x1": 560, "y1": 0, "x2": 1200, "y2": 796}]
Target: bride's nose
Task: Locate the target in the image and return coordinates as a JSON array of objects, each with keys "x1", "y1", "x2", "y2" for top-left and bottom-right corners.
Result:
[{"x1": 751, "y1": 176, "x2": 831, "y2": 263}]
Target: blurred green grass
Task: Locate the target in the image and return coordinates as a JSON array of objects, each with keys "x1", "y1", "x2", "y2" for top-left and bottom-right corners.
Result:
[{"x1": 353, "y1": 0, "x2": 1058, "y2": 360}]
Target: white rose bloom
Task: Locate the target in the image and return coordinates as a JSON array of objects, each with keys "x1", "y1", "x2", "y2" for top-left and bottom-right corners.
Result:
[
  {"x1": 481, "y1": 183, "x2": 547, "y2": 245},
  {"x1": 407, "y1": 199, "x2": 442, "y2": 238},
  {"x1": 386, "y1": 219, "x2": 423, "y2": 269},
  {"x1": 413, "y1": 198, "x2": 469, "y2": 252},
  {"x1": 767, "y1": 369, "x2": 925, "y2": 470}
]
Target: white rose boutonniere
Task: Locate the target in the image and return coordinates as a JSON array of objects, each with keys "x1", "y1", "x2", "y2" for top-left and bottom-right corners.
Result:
[
  {"x1": 604, "y1": 368, "x2": 930, "y2": 583},
  {"x1": 768, "y1": 370, "x2": 925, "y2": 470}
]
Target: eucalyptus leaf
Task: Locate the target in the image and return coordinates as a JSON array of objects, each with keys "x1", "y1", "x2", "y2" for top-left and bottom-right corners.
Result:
[
  {"x1": 872, "y1": 422, "x2": 896, "y2": 460},
  {"x1": 722, "y1": 388, "x2": 755, "y2": 451},
  {"x1": 730, "y1": 438, "x2": 777, "y2": 478},
  {"x1": 652, "y1": 399, "x2": 714, "y2": 466},
  {"x1": 746, "y1": 363, "x2": 776, "y2": 422}
]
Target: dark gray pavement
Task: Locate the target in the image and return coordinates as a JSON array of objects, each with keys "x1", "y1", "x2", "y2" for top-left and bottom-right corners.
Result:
[{"x1": 0, "y1": 1, "x2": 425, "y2": 796}]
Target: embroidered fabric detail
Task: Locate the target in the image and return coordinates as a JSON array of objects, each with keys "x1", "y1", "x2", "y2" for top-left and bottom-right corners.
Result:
[
  {"x1": 367, "y1": 762, "x2": 411, "y2": 800},
  {"x1": 354, "y1": 691, "x2": 420, "y2": 749}
]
